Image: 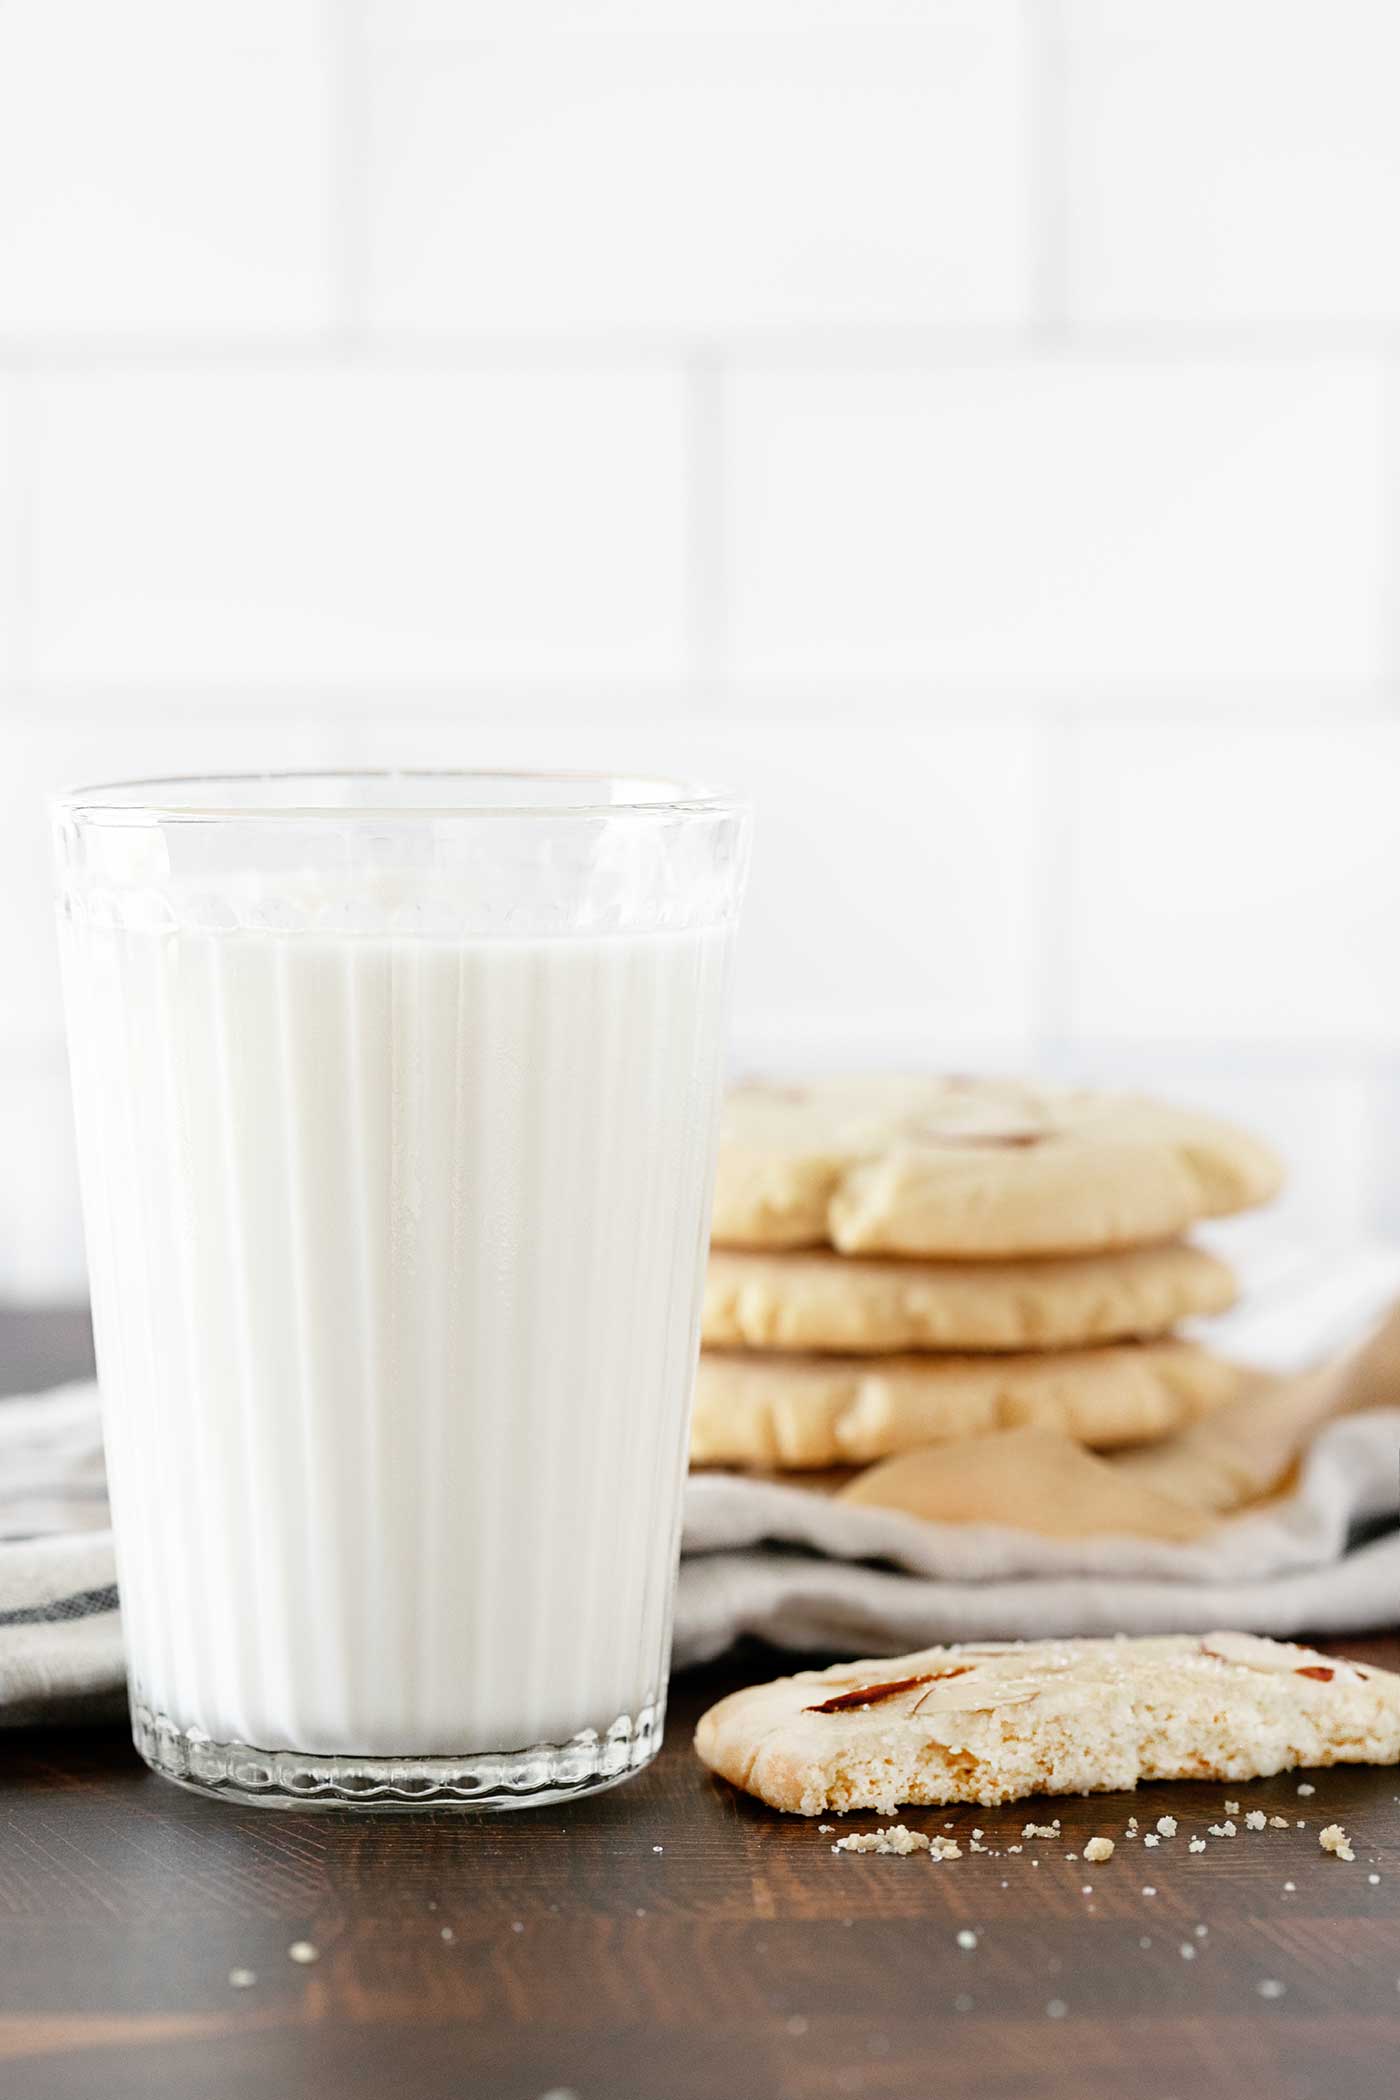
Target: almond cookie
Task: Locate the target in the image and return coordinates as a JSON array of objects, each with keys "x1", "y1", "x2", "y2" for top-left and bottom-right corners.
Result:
[
  {"x1": 691, "y1": 1339, "x2": 1239, "y2": 1469},
  {"x1": 703, "y1": 1239, "x2": 1236, "y2": 1356},
  {"x1": 712, "y1": 1076, "x2": 1282, "y2": 1258},
  {"x1": 694, "y1": 1633, "x2": 1400, "y2": 1815}
]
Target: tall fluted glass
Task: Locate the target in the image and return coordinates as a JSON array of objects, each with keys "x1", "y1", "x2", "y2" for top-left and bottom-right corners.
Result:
[{"x1": 53, "y1": 772, "x2": 750, "y2": 1808}]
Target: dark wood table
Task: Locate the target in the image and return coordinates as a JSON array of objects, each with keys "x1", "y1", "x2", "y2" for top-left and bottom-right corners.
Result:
[{"x1": 5, "y1": 1311, "x2": 1400, "y2": 2100}]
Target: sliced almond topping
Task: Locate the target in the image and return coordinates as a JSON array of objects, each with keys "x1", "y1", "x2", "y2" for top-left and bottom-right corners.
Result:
[
  {"x1": 912, "y1": 1678, "x2": 1040, "y2": 1715},
  {"x1": 1200, "y1": 1631, "x2": 1352, "y2": 1678},
  {"x1": 805, "y1": 1667, "x2": 969, "y2": 1714},
  {"x1": 925, "y1": 1130, "x2": 1044, "y2": 1150}
]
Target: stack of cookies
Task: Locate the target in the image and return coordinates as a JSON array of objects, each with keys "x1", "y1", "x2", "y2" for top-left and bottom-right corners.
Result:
[{"x1": 692, "y1": 1077, "x2": 1283, "y2": 1476}]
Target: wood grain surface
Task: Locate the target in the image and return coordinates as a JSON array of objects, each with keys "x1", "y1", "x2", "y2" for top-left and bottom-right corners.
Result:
[{"x1": 4, "y1": 1312, "x2": 1400, "y2": 2100}]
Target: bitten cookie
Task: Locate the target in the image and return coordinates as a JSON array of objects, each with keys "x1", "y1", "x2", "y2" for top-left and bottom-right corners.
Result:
[
  {"x1": 694, "y1": 1633, "x2": 1400, "y2": 1815},
  {"x1": 712, "y1": 1076, "x2": 1282, "y2": 1258},
  {"x1": 703, "y1": 1240, "x2": 1237, "y2": 1356},
  {"x1": 690, "y1": 1339, "x2": 1240, "y2": 1469}
]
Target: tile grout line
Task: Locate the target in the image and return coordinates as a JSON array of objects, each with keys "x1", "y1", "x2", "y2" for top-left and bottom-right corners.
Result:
[
  {"x1": 0, "y1": 681, "x2": 1391, "y2": 721},
  {"x1": 1380, "y1": 354, "x2": 1400, "y2": 702},
  {"x1": 1361, "y1": 350, "x2": 1400, "y2": 1234},
  {"x1": 1028, "y1": 713, "x2": 1077, "y2": 1067},
  {"x1": 3, "y1": 331, "x2": 1399, "y2": 378},
  {"x1": 6, "y1": 361, "x2": 39, "y2": 692},
  {"x1": 328, "y1": 0, "x2": 371, "y2": 346},
  {"x1": 1024, "y1": 0, "x2": 1071, "y2": 349},
  {"x1": 683, "y1": 349, "x2": 729, "y2": 701}
]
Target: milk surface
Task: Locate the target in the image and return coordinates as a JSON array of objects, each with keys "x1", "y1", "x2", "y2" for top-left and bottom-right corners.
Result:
[{"x1": 62, "y1": 917, "x2": 731, "y2": 1755}]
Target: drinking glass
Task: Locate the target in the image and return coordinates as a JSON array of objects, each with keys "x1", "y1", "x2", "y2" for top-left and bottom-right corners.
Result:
[{"x1": 53, "y1": 771, "x2": 750, "y2": 1808}]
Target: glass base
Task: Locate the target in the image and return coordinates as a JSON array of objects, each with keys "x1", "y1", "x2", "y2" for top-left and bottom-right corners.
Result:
[{"x1": 131, "y1": 1699, "x2": 665, "y2": 1811}]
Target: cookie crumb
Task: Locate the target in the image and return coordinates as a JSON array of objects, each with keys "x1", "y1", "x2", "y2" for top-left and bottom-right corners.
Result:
[
  {"x1": 228, "y1": 1968, "x2": 256, "y2": 1989},
  {"x1": 1126, "y1": 1817, "x2": 1139, "y2": 1832},
  {"x1": 1156, "y1": 1816, "x2": 1177, "y2": 1838},
  {"x1": 1369, "y1": 1873, "x2": 1381, "y2": 1886},
  {"x1": 1257, "y1": 1979, "x2": 1286, "y2": 2000},
  {"x1": 1245, "y1": 1810, "x2": 1267, "y2": 1831},
  {"x1": 956, "y1": 1929, "x2": 978, "y2": 1951},
  {"x1": 1084, "y1": 1836, "x2": 1115, "y2": 1863},
  {"x1": 287, "y1": 1942, "x2": 319, "y2": 1965},
  {"x1": 1208, "y1": 1821, "x2": 1237, "y2": 1838},
  {"x1": 1224, "y1": 1800, "x2": 1240, "y2": 1814},
  {"x1": 929, "y1": 1837, "x2": 962, "y2": 1862},
  {"x1": 1065, "y1": 1852, "x2": 1078, "y2": 1862},
  {"x1": 1142, "y1": 1885, "x2": 1156, "y2": 1897},
  {"x1": 971, "y1": 1828, "x2": 983, "y2": 1840},
  {"x1": 835, "y1": 1826, "x2": 931, "y2": 1856},
  {"x1": 1022, "y1": 1823, "x2": 1058, "y2": 1839},
  {"x1": 1297, "y1": 1783, "x2": 1315, "y2": 1796},
  {"x1": 440, "y1": 1926, "x2": 455, "y2": 1943},
  {"x1": 818, "y1": 1825, "x2": 834, "y2": 1835},
  {"x1": 1143, "y1": 1834, "x2": 1159, "y2": 1848},
  {"x1": 1283, "y1": 1881, "x2": 1296, "y2": 1892},
  {"x1": 1319, "y1": 1823, "x2": 1355, "y2": 1862},
  {"x1": 1189, "y1": 1838, "x2": 1207, "y2": 1853},
  {"x1": 1194, "y1": 1924, "x2": 1208, "y2": 1938},
  {"x1": 1268, "y1": 1816, "x2": 1289, "y2": 1829},
  {"x1": 1180, "y1": 1943, "x2": 1196, "y2": 1960}
]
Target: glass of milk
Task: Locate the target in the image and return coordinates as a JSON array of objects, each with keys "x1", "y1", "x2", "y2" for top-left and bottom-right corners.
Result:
[{"x1": 53, "y1": 772, "x2": 750, "y2": 1808}]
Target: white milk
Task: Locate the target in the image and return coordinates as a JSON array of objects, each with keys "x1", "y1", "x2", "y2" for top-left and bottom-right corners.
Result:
[{"x1": 62, "y1": 919, "x2": 731, "y2": 1758}]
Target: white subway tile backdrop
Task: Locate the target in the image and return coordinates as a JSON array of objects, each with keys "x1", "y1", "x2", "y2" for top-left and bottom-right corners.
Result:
[
  {"x1": 1, "y1": 0, "x2": 1397, "y2": 1297},
  {"x1": 1062, "y1": 0, "x2": 1400, "y2": 327},
  {"x1": 1065, "y1": 724, "x2": 1400, "y2": 1047},
  {"x1": 726, "y1": 361, "x2": 1387, "y2": 692},
  {"x1": 0, "y1": 0, "x2": 335, "y2": 339},
  {"x1": 32, "y1": 370, "x2": 692, "y2": 684},
  {"x1": 0, "y1": 382, "x2": 17, "y2": 685},
  {"x1": 363, "y1": 3, "x2": 1033, "y2": 335}
]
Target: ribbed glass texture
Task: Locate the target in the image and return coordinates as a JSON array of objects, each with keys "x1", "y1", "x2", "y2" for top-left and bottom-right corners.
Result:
[{"x1": 53, "y1": 773, "x2": 749, "y2": 1808}]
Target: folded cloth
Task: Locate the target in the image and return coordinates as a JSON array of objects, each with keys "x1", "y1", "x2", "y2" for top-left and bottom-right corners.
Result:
[
  {"x1": 674, "y1": 1411, "x2": 1400, "y2": 1665},
  {"x1": 3, "y1": 1242, "x2": 1399, "y2": 1723},
  {"x1": 672, "y1": 1238, "x2": 1400, "y2": 1665},
  {"x1": 0, "y1": 1381, "x2": 123, "y2": 1725}
]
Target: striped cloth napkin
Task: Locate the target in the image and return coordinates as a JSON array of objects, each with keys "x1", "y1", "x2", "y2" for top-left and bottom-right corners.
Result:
[{"x1": 0, "y1": 1385, "x2": 124, "y2": 1725}]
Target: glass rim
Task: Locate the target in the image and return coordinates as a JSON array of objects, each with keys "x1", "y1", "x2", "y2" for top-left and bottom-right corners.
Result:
[{"x1": 51, "y1": 767, "x2": 747, "y2": 825}]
